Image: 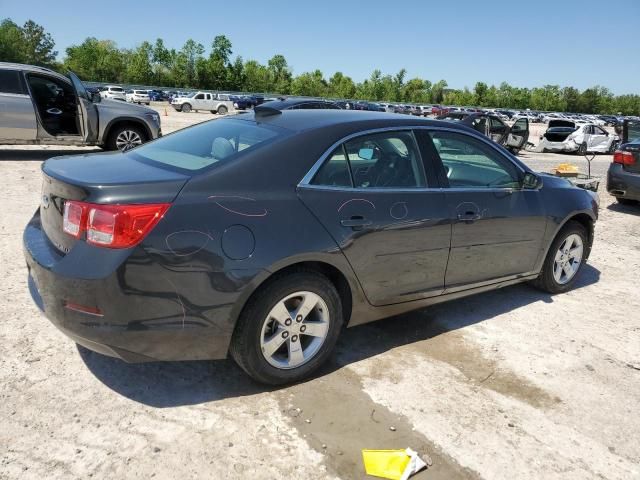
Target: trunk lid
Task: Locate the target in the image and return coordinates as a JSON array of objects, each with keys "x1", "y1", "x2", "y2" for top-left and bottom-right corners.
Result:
[
  {"x1": 40, "y1": 151, "x2": 189, "y2": 253},
  {"x1": 544, "y1": 126, "x2": 577, "y2": 142}
]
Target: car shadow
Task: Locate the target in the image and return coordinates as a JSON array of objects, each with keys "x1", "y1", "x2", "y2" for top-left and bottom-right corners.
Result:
[
  {"x1": 607, "y1": 201, "x2": 640, "y2": 216},
  {"x1": 79, "y1": 264, "x2": 600, "y2": 407},
  {"x1": 0, "y1": 148, "x2": 102, "y2": 161}
]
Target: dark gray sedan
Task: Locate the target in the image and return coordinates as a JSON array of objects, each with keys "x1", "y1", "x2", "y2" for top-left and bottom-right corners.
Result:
[{"x1": 24, "y1": 110, "x2": 599, "y2": 384}]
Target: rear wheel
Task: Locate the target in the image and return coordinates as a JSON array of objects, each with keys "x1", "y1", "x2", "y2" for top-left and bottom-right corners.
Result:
[
  {"x1": 181, "y1": 103, "x2": 192, "y2": 113},
  {"x1": 217, "y1": 105, "x2": 228, "y2": 115},
  {"x1": 106, "y1": 124, "x2": 146, "y2": 151},
  {"x1": 531, "y1": 221, "x2": 587, "y2": 294},
  {"x1": 230, "y1": 271, "x2": 343, "y2": 385}
]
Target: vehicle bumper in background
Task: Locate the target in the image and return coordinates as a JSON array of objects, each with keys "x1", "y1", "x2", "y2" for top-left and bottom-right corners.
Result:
[
  {"x1": 607, "y1": 163, "x2": 640, "y2": 201},
  {"x1": 539, "y1": 139, "x2": 579, "y2": 152},
  {"x1": 23, "y1": 211, "x2": 240, "y2": 363}
]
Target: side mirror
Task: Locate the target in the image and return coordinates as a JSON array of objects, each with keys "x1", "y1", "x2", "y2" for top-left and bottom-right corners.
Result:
[
  {"x1": 358, "y1": 148, "x2": 374, "y2": 160},
  {"x1": 91, "y1": 92, "x2": 101, "y2": 103},
  {"x1": 522, "y1": 172, "x2": 541, "y2": 189}
]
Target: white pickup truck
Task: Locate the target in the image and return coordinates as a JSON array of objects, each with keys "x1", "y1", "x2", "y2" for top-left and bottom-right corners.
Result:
[{"x1": 171, "y1": 91, "x2": 234, "y2": 114}]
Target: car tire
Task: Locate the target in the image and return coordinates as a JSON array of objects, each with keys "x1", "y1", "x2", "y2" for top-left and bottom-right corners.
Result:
[
  {"x1": 181, "y1": 103, "x2": 192, "y2": 113},
  {"x1": 230, "y1": 270, "x2": 343, "y2": 385},
  {"x1": 616, "y1": 197, "x2": 637, "y2": 206},
  {"x1": 106, "y1": 124, "x2": 147, "y2": 152},
  {"x1": 531, "y1": 221, "x2": 588, "y2": 294},
  {"x1": 217, "y1": 105, "x2": 228, "y2": 115}
]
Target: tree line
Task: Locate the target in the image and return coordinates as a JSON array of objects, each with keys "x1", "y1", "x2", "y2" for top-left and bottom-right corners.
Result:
[{"x1": 2, "y1": 18, "x2": 639, "y2": 115}]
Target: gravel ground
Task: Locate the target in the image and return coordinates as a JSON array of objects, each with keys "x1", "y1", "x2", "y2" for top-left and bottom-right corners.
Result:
[{"x1": 1, "y1": 107, "x2": 639, "y2": 480}]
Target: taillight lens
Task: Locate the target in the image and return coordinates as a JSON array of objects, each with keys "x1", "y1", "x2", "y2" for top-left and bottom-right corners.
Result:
[
  {"x1": 613, "y1": 150, "x2": 636, "y2": 166},
  {"x1": 62, "y1": 201, "x2": 87, "y2": 238},
  {"x1": 62, "y1": 201, "x2": 170, "y2": 248}
]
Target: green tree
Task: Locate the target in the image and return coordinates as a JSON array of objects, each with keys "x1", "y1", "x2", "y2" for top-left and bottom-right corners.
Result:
[
  {"x1": 291, "y1": 70, "x2": 327, "y2": 97},
  {"x1": 328, "y1": 72, "x2": 356, "y2": 99},
  {"x1": 0, "y1": 19, "x2": 23, "y2": 62},
  {"x1": 0, "y1": 19, "x2": 57, "y2": 66},
  {"x1": 125, "y1": 41, "x2": 153, "y2": 84},
  {"x1": 267, "y1": 54, "x2": 292, "y2": 93},
  {"x1": 431, "y1": 79, "x2": 448, "y2": 103}
]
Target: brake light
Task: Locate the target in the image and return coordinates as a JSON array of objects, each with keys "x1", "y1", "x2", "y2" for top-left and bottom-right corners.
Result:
[
  {"x1": 613, "y1": 150, "x2": 636, "y2": 166},
  {"x1": 62, "y1": 201, "x2": 170, "y2": 248}
]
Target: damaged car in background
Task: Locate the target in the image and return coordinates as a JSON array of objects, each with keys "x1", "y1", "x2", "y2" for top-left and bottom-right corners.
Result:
[
  {"x1": 537, "y1": 120, "x2": 619, "y2": 154},
  {"x1": 436, "y1": 111, "x2": 530, "y2": 153}
]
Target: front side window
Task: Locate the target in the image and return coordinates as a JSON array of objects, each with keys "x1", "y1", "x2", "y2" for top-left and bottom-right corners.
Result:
[
  {"x1": 195, "y1": 93, "x2": 204, "y2": 99},
  {"x1": 429, "y1": 131, "x2": 521, "y2": 189},
  {"x1": 311, "y1": 131, "x2": 427, "y2": 188},
  {"x1": 130, "y1": 118, "x2": 286, "y2": 172}
]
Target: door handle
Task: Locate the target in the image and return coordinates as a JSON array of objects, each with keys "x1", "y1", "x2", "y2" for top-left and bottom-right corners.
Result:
[
  {"x1": 457, "y1": 211, "x2": 481, "y2": 222},
  {"x1": 340, "y1": 216, "x2": 372, "y2": 228}
]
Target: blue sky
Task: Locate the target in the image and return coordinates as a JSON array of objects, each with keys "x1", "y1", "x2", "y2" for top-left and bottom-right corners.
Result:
[{"x1": 2, "y1": 0, "x2": 639, "y2": 93}]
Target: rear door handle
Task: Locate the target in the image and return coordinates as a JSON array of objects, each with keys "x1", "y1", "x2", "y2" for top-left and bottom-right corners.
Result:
[
  {"x1": 457, "y1": 212, "x2": 481, "y2": 222},
  {"x1": 341, "y1": 216, "x2": 372, "y2": 228}
]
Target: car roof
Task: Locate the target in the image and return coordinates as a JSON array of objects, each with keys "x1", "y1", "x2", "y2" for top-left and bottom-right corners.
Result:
[
  {"x1": 0, "y1": 62, "x2": 70, "y2": 83},
  {"x1": 259, "y1": 97, "x2": 340, "y2": 110},
  {"x1": 236, "y1": 109, "x2": 474, "y2": 133}
]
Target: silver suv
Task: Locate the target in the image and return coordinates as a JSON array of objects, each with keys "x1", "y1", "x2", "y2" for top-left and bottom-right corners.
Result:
[{"x1": 0, "y1": 63, "x2": 161, "y2": 151}]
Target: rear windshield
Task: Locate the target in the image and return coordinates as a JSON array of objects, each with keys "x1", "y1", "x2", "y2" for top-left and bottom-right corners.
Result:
[
  {"x1": 134, "y1": 90, "x2": 147, "y2": 94},
  {"x1": 110, "y1": 87, "x2": 124, "y2": 92},
  {"x1": 129, "y1": 118, "x2": 287, "y2": 172}
]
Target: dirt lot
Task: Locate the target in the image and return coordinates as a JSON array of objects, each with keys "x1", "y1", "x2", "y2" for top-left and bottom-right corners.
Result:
[{"x1": 1, "y1": 106, "x2": 639, "y2": 480}]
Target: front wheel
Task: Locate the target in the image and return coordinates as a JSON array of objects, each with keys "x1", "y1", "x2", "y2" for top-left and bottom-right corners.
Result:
[
  {"x1": 106, "y1": 124, "x2": 146, "y2": 152},
  {"x1": 181, "y1": 103, "x2": 192, "y2": 113},
  {"x1": 230, "y1": 271, "x2": 343, "y2": 385},
  {"x1": 531, "y1": 221, "x2": 588, "y2": 294}
]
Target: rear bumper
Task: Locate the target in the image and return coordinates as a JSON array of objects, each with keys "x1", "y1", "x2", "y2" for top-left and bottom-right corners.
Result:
[
  {"x1": 23, "y1": 211, "x2": 241, "y2": 363},
  {"x1": 540, "y1": 139, "x2": 579, "y2": 152},
  {"x1": 607, "y1": 163, "x2": 640, "y2": 201}
]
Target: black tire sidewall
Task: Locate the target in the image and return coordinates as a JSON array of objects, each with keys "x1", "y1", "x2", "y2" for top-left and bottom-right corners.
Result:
[
  {"x1": 218, "y1": 106, "x2": 228, "y2": 115},
  {"x1": 231, "y1": 272, "x2": 343, "y2": 385},
  {"x1": 181, "y1": 103, "x2": 191, "y2": 113}
]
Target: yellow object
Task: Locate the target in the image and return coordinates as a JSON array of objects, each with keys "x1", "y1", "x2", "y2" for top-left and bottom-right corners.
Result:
[
  {"x1": 554, "y1": 163, "x2": 580, "y2": 177},
  {"x1": 362, "y1": 449, "x2": 411, "y2": 480}
]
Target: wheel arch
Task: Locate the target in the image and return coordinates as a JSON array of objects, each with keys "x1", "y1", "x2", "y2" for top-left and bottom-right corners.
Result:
[
  {"x1": 544, "y1": 210, "x2": 596, "y2": 266},
  {"x1": 102, "y1": 117, "x2": 152, "y2": 145},
  {"x1": 230, "y1": 258, "x2": 357, "y2": 335}
]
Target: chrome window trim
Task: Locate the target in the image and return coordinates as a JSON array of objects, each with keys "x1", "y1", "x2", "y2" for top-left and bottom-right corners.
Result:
[
  {"x1": 0, "y1": 92, "x2": 30, "y2": 99},
  {"x1": 298, "y1": 125, "x2": 527, "y2": 191}
]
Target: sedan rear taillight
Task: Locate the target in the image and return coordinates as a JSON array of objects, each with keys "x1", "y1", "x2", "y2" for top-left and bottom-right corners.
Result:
[
  {"x1": 613, "y1": 150, "x2": 636, "y2": 166},
  {"x1": 62, "y1": 201, "x2": 170, "y2": 248}
]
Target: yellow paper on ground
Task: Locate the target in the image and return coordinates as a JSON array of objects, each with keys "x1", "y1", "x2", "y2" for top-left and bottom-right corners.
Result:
[{"x1": 362, "y1": 449, "x2": 411, "y2": 480}]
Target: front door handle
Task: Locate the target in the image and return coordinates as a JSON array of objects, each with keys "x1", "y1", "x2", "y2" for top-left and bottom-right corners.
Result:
[{"x1": 341, "y1": 216, "x2": 372, "y2": 229}]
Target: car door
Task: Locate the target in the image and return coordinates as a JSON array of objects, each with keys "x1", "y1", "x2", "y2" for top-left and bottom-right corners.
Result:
[
  {"x1": 0, "y1": 68, "x2": 37, "y2": 141},
  {"x1": 68, "y1": 72, "x2": 98, "y2": 142},
  {"x1": 426, "y1": 128, "x2": 547, "y2": 291},
  {"x1": 587, "y1": 125, "x2": 610, "y2": 151},
  {"x1": 297, "y1": 129, "x2": 451, "y2": 306},
  {"x1": 488, "y1": 116, "x2": 509, "y2": 144},
  {"x1": 192, "y1": 93, "x2": 205, "y2": 110},
  {"x1": 505, "y1": 117, "x2": 529, "y2": 151}
]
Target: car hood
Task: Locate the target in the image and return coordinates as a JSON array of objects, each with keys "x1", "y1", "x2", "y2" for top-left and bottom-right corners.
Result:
[{"x1": 96, "y1": 99, "x2": 156, "y2": 116}]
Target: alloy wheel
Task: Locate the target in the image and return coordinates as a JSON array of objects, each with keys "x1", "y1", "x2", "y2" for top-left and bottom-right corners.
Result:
[
  {"x1": 115, "y1": 130, "x2": 143, "y2": 151},
  {"x1": 260, "y1": 291, "x2": 330, "y2": 369},
  {"x1": 553, "y1": 233, "x2": 584, "y2": 285}
]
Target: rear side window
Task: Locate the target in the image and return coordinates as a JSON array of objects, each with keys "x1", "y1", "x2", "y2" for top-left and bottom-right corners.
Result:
[
  {"x1": 130, "y1": 118, "x2": 286, "y2": 172},
  {"x1": 0, "y1": 70, "x2": 24, "y2": 94},
  {"x1": 311, "y1": 147, "x2": 352, "y2": 187},
  {"x1": 312, "y1": 131, "x2": 427, "y2": 189}
]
